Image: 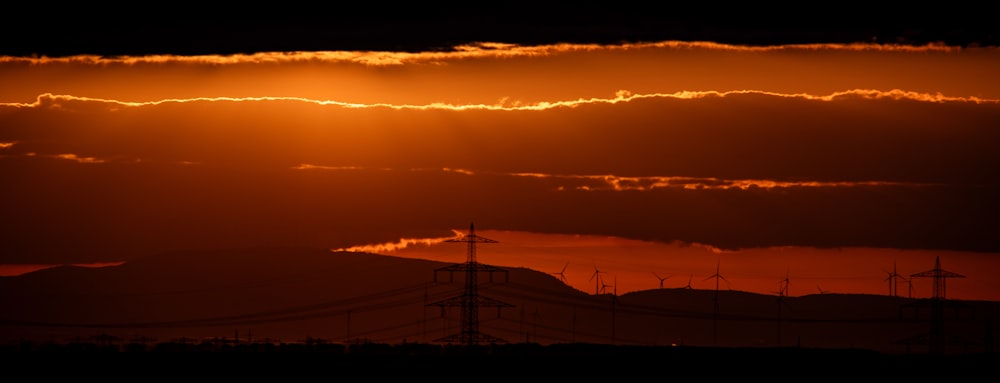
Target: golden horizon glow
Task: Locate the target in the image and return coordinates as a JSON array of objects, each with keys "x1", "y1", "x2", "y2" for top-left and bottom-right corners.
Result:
[
  {"x1": 4, "y1": 230, "x2": 992, "y2": 302},
  {"x1": 323, "y1": 230, "x2": 999, "y2": 301}
]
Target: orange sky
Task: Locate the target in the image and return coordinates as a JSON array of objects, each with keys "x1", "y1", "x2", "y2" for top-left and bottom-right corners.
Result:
[
  {"x1": 1, "y1": 41, "x2": 999, "y2": 301},
  {"x1": 335, "y1": 229, "x2": 1000, "y2": 302}
]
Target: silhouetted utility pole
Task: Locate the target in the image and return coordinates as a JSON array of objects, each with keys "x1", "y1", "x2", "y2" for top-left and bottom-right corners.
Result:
[
  {"x1": 427, "y1": 223, "x2": 513, "y2": 347},
  {"x1": 897, "y1": 256, "x2": 970, "y2": 355},
  {"x1": 776, "y1": 271, "x2": 791, "y2": 347},
  {"x1": 912, "y1": 256, "x2": 965, "y2": 354},
  {"x1": 704, "y1": 260, "x2": 728, "y2": 346},
  {"x1": 612, "y1": 278, "x2": 618, "y2": 345},
  {"x1": 571, "y1": 307, "x2": 577, "y2": 343},
  {"x1": 532, "y1": 307, "x2": 540, "y2": 343}
]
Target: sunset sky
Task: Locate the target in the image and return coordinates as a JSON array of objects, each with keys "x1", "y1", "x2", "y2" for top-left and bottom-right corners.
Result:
[{"x1": 2, "y1": 14, "x2": 998, "y2": 302}]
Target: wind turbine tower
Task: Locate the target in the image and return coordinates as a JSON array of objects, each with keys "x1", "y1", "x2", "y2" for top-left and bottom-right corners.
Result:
[
  {"x1": 884, "y1": 261, "x2": 905, "y2": 297},
  {"x1": 427, "y1": 223, "x2": 514, "y2": 347},
  {"x1": 704, "y1": 260, "x2": 729, "y2": 346},
  {"x1": 589, "y1": 264, "x2": 605, "y2": 295},
  {"x1": 776, "y1": 271, "x2": 791, "y2": 346}
]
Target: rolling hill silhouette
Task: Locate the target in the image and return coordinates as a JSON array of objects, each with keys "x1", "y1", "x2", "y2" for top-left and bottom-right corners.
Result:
[{"x1": 1, "y1": 246, "x2": 997, "y2": 363}]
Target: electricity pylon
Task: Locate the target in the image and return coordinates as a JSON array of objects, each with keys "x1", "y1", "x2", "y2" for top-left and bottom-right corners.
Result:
[
  {"x1": 427, "y1": 223, "x2": 513, "y2": 347},
  {"x1": 897, "y1": 256, "x2": 970, "y2": 355},
  {"x1": 911, "y1": 256, "x2": 966, "y2": 354}
]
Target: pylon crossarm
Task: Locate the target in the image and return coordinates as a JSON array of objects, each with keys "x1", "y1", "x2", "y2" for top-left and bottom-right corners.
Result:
[
  {"x1": 432, "y1": 262, "x2": 509, "y2": 282},
  {"x1": 471, "y1": 263, "x2": 510, "y2": 282},
  {"x1": 474, "y1": 296, "x2": 515, "y2": 308},
  {"x1": 432, "y1": 264, "x2": 467, "y2": 283},
  {"x1": 470, "y1": 333, "x2": 507, "y2": 344},
  {"x1": 426, "y1": 295, "x2": 513, "y2": 308},
  {"x1": 468, "y1": 263, "x2": 507, "y2": 273},
  {"x1": 911, "y1": 270, "x2": 966, "y2": 278},
  {"x1": 433, "y1": 332, "x2": 506, "y2": 344},
  {"x1": 446, "y1": 236, "x2": 498, "y2": 244},
  {"x1": 426, "y1": 295, "x2": 467, "y2": 307}
]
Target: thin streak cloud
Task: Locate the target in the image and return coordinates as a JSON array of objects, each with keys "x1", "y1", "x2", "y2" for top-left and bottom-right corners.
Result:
[
  {"x1": 0, "y1": 41, "x2": 974, "y2": 66},
  {"x1": 53, "y1": 153, "x2": 104, "y2": 163},
  {"x1": 332, "y1": 231, "x2": 463, "y2": 253},
  {"x1": 295, "y1": 165, "x2": 932, "y2": 191},
  {"x1": 3, "y1": 89, "x2": 995, "y2": 112}
]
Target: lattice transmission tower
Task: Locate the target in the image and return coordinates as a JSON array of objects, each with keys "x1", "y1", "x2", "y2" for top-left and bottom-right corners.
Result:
[
  {"x1": 897, "y1": 256, "x2": 973, "y2": 354},
  {"x1": 427, "y1": 223, "x2": 513, "y2": 347}
]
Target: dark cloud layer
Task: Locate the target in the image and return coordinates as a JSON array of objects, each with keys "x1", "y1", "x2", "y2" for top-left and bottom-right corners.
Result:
[
  {"x1": 3, "y1": 4, "x2": 998, "y2": 58},
  {"x1": 2, "y1": 94, "x2": 997, "y2": 263}
]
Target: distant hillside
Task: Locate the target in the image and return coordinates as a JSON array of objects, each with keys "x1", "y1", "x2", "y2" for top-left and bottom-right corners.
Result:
[{"x1": 1, "y1": 246, "x2": 996, "y2": 357}]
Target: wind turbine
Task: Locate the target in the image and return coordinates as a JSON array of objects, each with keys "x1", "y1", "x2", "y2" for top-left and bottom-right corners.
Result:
[
  {"x1": 883, "y1": 260, "x2": 905, "y2": 297},
  {"x1": 550, "y1": 262, "x2": 569, "y2": 284},
  {"x1": 774, "y1": 272, "x2": 793, "y2": 347},
  {"x1": 653, "y1": 272, "x2": 671, "y2": 289},
  {"x1": 904, "y1": 276, "x2": 914, "y2": 298},
  {"x1": 816, "y1": 285, "x2": 829, "y2": 294},
  {"x1": 589, "y1": 264, "x2": 605, "y2": 295},
  {"x1": 600, "y1": 273, "x2": 614, "y2": 295},
  {"x1": 703, "y1": 260, "x2": 731, "y2": 292},
  {"x1": 703, "y1": 259, "x2": 729, "y2": 346},
  {"x1": 780, "y1": 269, "x2": 790, "y2": 297},
  {"x1": 682, "y1": 274, "x2": 693, "y2": 289}
]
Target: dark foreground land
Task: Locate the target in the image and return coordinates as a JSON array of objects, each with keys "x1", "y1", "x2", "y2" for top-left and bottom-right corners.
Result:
[
  {"x1": 4, "y1": 340, "x2": 996, "y2": 374},
  {"x1": 3, "y1": 344, "x2": 995, "y2": 383},
  {"x1": 4, "y1": 249, "x2": 998, "y2": 377}
]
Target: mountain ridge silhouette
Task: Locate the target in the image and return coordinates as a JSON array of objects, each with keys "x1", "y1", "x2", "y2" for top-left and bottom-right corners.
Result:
[{"x1": 1, "y1": 246, "x2": 996, "y2": 357}]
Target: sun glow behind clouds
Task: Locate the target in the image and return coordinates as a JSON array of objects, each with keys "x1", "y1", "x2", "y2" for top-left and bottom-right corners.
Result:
[
  {"x1": 1, "y1": 40, "x2": 998, "y2": 303},
  {"x1": 2, "y1": 40, "x2": 998, "y2": 108}
]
